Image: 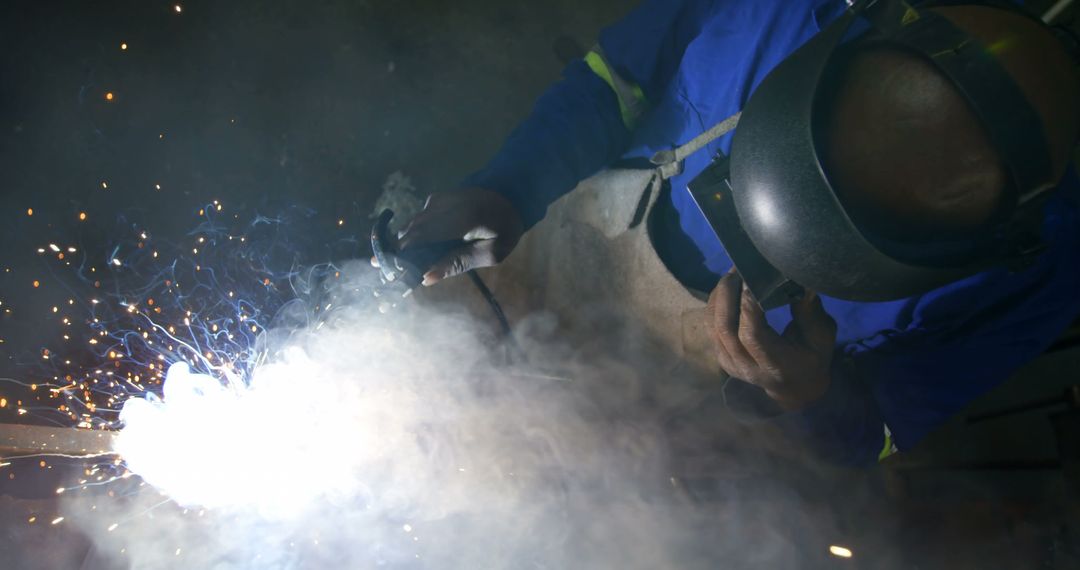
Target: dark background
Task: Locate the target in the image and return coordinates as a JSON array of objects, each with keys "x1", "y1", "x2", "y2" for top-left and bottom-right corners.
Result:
[
  {"x1": 0, "y1": 0, "x2": 634, "y2": 388},
  {"x1": 1, "y1": 0, "x2": 1075, "y2": 409},
  {"x1": 2, "y1": 2, "x2": 1080, "y2": 567},
  {"x1": 0, "y1": 0, "x2": 649, "y2": 540}
]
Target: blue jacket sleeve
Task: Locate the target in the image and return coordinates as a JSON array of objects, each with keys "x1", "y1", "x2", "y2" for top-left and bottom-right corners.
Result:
[
  {"x1": 775, "y1": 277, "x2": 1080, "y2": 467},
  {"x1": 461, "y1": 0, "x2": 714, "y2": 228},
  {"x1": 776, "y1": 189, "x2": 1080, "y2": 466},
  {"x1": 775, "y1": 299, "x2": 1073, "y2": 467},
  {"x1": 855, "y1": 255, "x2": 1080, "y2": 453},
  {"x1": 773, "y1": 357, "x2": 887, "y2": 466}
]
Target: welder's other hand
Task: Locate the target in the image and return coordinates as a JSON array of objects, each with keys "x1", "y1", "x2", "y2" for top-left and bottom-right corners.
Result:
[
  {"x1": 706, "y1": 272, "x2": 837, "y2": 411},
  {"x1": 397, "y1": 188, "x2": 524, "y2": 286}
]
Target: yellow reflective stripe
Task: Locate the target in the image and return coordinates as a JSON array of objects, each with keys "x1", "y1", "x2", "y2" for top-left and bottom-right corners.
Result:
[
  {"x1": 878, "y1": 430, "x2": 896, "y2": 462},
  {"x1": 901, "y1": 5, "x2": 920, "y2": 26},
  {"x1": 584, "y1": 50, "x2": 646, "y2": 129}
]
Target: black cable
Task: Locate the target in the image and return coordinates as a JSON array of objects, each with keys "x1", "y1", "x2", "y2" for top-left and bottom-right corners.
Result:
[{"x1": 466, "y1": 270, "x2": 525, "y2": 362}]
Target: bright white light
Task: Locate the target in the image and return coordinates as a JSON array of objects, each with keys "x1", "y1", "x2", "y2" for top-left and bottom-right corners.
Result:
[
  {"x1": 107, "y1": 285, "x2": 729, "y2": 566},
  {"x1": 829, "y1": 545, "x2": 853, "y2": 558},
  {"x1": 113, "y1": 315, "x2": 482, "y2": 520},
  {"x1": 116, "y1": 356, "x2": 366, "y2": 517}
]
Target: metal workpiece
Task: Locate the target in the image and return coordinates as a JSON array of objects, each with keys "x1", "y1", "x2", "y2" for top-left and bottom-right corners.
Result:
[{"x1": 0, "y1": 423, "x2": 117, "y2": 457}]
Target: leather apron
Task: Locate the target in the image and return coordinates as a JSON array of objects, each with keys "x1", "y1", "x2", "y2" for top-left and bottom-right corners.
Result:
[{"x1": 425, "y1": 169, "x2": 719, "y2": 379}]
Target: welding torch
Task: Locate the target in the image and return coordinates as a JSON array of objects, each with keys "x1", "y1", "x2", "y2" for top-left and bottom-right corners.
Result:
[{"x1": 370, "y1": 209, "x2": 518, "y2": 348}]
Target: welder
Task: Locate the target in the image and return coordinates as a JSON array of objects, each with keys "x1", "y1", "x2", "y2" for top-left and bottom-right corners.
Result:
[{"x1": 390, "y1": 0, "x2": 1080, "y2": 465}]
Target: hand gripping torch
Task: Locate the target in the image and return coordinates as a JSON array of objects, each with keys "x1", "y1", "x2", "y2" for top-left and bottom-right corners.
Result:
[
  {"x1": 370, "y1": 209, "x2": 463, "y2": 304},
  {"x1": 369, "y1": 210, "x2": 518, "y2": 352}
]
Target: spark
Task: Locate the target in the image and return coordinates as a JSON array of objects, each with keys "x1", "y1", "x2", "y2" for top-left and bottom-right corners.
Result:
[
  {"x1": 105, "y1": 93, "x2": 114, "y2": 101},
  {"x1": 51, "y1": 517, "x2": 64, "y2": 525},
  {"x1": 174, "y1": 4, "x2": 182, "y2": 13},
  {"x1": 829, "y1": 545, "x2": 853, "y2": 558},
  {"x1": 7, "y1": 187, "x2": 363, "y2": 542},
  {"x1": 28, "y1": 517, "x2": 36, "y2": 524},
  {"x1": 120, "y1": 43, "x2": 128, "y2": 50}
]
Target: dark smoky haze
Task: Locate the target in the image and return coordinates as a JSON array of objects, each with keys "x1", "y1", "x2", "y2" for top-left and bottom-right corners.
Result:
[
  {"x1": 2, "y1": 1, "x2": 1073, "y2": 569},
  {"x1": 60, "y1": 260, "x2": 861, "y2": 569},
  {"x1": 0, "y1": 0, "x2": 627, "y2": 360}
]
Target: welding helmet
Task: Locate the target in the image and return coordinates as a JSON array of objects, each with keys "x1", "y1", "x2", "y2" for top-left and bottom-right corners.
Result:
[{"x1": 688, "y1": 0, "x2": 1076, "y2": 310}]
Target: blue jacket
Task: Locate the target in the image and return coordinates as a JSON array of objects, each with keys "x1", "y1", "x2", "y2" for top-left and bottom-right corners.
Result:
[{"x1": 464, "y1": 0, "x2": 1080, "y2": 464}]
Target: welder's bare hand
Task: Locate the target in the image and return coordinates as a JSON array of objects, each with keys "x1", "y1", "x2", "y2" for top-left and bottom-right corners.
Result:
[
  {"x1": 706, "y1": 271, "x2": 837, "y2": 411},
  {"x1": 397, "y1": 188, "x2": 524, "y2": 286}
]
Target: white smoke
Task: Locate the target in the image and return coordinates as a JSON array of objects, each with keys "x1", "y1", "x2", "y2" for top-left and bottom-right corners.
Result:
[{"x1": 66, "y1": 261, "x2": 836, "y2": 569}]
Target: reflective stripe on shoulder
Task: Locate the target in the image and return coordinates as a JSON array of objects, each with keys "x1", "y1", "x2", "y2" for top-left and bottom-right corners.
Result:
[
  {"x1": 584, "y1": 46, "x2": 648, "y2": 130},
  {"x1": 878, "y1": 423, "x2": 899, "y2": 462}
]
